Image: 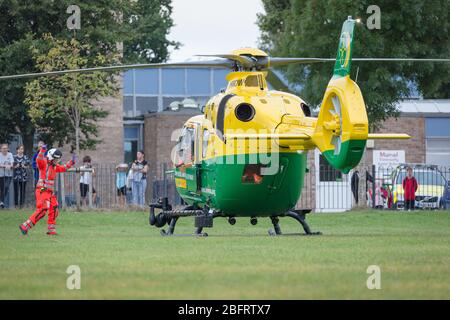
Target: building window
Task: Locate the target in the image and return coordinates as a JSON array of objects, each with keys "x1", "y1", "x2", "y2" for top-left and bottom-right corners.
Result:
[
  {"x1": 124, "y1": 140, "x2": 138, "y2": 165},
  {"x1": 136, "y1": 97, "x2": 159, "y2": 115},
  {"x1": 135, "y1": 69, "x2": 158, "y2": 95},
  {"x1": 187, "y1": 69, "x2": 210, "y2": 95},
  {"x1": 123, "y1": 96, "x2": 134, "y2": 117},
  {"x1": 213, "y1": 69, "x2": 229, "y2": 93},
  {"x1": 124, "y1": 125, "x2": 142, "y2": 164},
  {"x1": 123, "y1": 70, "x2": 134, "y2": 95},
  {"x1": 162, "y1": 69, "x2": 185, "y2": 95},
  {"x1": 319, "y1": 155, "x2": 342, "y2": 182}
]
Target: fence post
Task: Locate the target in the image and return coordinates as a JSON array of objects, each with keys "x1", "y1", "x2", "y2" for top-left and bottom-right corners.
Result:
[
  {"x1": 163, "y1": 163, "x2": 167, "y2": 199},
  {"x1": 372, "y1": 164, "x2": 376, "y2": 209},
  {"x1": 88, "y1": 181, "x2": 93, "y2": 209},
  {"x1": 60, "y1": 173, "x2": 65, "y2": 209}
]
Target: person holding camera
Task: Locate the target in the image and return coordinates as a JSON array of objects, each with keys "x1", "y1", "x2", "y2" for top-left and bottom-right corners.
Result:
[
  {"x1": 131, "y1": 151, "x2": 148, "y2": 207},
  {"x1": 13, "y1": 145, "x2": 30, "y2": 208},
  {"x1": 79, "y1": 155, "x2": 96, "y2": 207}
]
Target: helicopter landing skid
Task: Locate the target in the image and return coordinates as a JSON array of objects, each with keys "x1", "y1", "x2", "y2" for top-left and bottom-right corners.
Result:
[
  {"x1": 158, "y1": 217, "x2": 209, "y2": 237},
  {"x1": 268, "y1": 211, "x2": 322, "y2": 236}
]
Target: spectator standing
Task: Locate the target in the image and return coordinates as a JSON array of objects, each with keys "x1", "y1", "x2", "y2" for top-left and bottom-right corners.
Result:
[
  {"x1": 79, "y1": 155, "x2": 96, "y2": 206},
  {"x1": 402, "y1": 167, "x2": 418, "y2": 211},
  {"x1": 131, "y1": 151, "x2": 148, "y2": 207},
  {"x1": 0, "y1": 143, "x2": 14, "y2": 208},
  {"x1": 351, "y1": 170, "x2": 360, "y2": 205},
  {"x1": 32, "y1": 141, "x2": 45, "y2": 187},
  {"x1": 115, "y1": 163, "x2": 128, "y2": 207},
  {"x1": 13, "y1": 145, "x2": 30, "y2": 208}
]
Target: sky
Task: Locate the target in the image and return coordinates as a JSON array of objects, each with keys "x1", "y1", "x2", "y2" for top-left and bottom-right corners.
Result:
[{"x1": 167, "y1": 0, "x2": 265, "y2": 62}]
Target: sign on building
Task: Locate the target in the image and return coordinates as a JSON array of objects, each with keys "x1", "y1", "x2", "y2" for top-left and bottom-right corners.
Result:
[{"x1": 373, "y1": 150, "x2": 405, "y2": 168}]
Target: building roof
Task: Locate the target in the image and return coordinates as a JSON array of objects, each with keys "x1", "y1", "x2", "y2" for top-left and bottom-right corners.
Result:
[{"x1": 397, "y1": 99, "x2": 450, "y2": 117}]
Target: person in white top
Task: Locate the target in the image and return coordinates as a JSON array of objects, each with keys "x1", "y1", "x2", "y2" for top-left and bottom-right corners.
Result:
[
  {"x1": 79, "y1": 155, "x2": 96, "y2": 206},
  {"x1": 0, "y1": 143, "x2": 14, "y2": 208},
  {"x1": 131, "y1": 150, "x2": 148, "y2": 207}
]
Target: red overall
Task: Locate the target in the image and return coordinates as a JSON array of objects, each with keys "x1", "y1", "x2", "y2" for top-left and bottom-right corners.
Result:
[{"x1": 22, "y1": 147, "x2": 74, "y2": 232}]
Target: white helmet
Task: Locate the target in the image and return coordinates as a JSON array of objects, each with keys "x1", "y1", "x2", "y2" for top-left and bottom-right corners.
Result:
[{"x1": 47, "y1": 148, "x2": 62, "y2": 161}]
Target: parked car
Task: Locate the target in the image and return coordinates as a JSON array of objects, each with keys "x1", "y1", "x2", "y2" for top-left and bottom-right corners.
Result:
[{"x1": 390, "y1": 164, "x2": 446, "y2": 210}]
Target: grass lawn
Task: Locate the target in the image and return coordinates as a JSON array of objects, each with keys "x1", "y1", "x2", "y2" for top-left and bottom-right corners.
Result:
[{"x1": 0, "y1": 209, "x2": 449, "y2": 299}]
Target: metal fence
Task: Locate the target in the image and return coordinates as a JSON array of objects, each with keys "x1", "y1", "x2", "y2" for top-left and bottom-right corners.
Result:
[
  {"x1": 151, "y1": 163, "x2": 450, "y2": 212},
  {"x1": 1, "y1": 163, "x2": 449, "y2": 211},
  {"x1": 0, "y1": 164, "x2": 145, "y2": 210}
]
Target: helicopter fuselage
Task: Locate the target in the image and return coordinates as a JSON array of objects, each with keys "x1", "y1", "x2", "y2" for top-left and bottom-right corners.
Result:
[{"x1": 173, "y1": 71, "x2": 315, "y2": 216}]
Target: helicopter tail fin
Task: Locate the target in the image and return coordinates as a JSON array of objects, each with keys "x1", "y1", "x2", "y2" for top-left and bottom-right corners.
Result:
[
  {"x1": 312, "y1": 18, "x2": 368, "y2": 173},
  {"x1": 332, "y1": 17, "x2": 356, "y2": 78},
  {"x1": 313, "y1": 17, "x2": 410, "y2": 173}
]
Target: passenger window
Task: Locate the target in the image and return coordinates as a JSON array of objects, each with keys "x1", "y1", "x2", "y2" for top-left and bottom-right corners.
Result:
[{"x1": 245, "y1": 75, "x2": 259, "y2": 87}]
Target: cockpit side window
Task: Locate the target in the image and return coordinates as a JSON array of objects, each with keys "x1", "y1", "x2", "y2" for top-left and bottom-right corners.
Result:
[
  {"x1": 174, "y1": 127, "x2": 195, "y2": 166},
  {"x1": 202, "y1": 129, "x2": 210, "y2": 159}
]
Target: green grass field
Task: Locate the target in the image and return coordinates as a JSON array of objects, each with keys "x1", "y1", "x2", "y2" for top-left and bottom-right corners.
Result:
[{"x1": 0, "y1": 209, "x2": 449, "y2": 299}]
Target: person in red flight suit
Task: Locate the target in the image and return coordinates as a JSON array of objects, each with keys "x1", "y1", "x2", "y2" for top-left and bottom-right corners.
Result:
[
  {"x1": 19, "y1": 146, "x2": 76, "y2": 235},
  {"x1": 402, "y1": 167, "x2": 419, "y2": 211}
]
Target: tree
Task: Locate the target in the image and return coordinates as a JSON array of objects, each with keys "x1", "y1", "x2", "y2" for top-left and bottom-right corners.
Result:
[
  {"x1": 25, "y1": 34, "x2": 120, "y2": 156},
  {"x1": 257, "y1": 0, "x2": 450, "y2": 129},
  {"x1": 0, "y1": 35, "x2": 38, "y2": 153},
  {"x1": 0, "y1": 0, "x2": 179, "y2": 154}
]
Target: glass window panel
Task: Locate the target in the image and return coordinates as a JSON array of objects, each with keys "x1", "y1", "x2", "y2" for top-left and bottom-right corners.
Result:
[
  {"x1": 187, "y1": 69, "x2": 210, "y2": 95},
  {"x1": 425, "y1": 118, "x2": 450, "y2": 137},
  {"x1": 213, "y1": 69, "x2": 229, "y2": 93},
  {"x1": 135, "y1": 69, "x2": 158, "y2": 94},
  {"x1": 124, "y1": 127, "x2": 139, "y2": 140},
  {"x1": 123, "y1": 70, "x2": 134, "y2": 95},
  {"x1": 162, "y1": 69, "x2": 185, "y2": 94},
  {"x1": 319, "y1": 155, "x2": 342, "y2": 182},
  {"x1": 123, "y1": 96, "x2": 134, "y2": 117},
  {"x1": 136, "y1": 97, "x2": 159, "y2": 115},
  {"x1": 124, "y1": 141, "x2": 138, "y2": 164},
  {"x1": 245, "y1": 75, "x2": 259, "y2": 87},
  {"x1": 163, "y1": 97, "x2": 183, "y2": 111},
  {"x1": 188, "y1": 96, "x2": 209, "y2": 109}
]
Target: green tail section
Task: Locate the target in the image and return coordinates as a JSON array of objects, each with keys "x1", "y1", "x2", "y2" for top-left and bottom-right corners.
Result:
[
  {"x1": 322, "y1": 139, "x2": 367, "y2": 174},
  {"x1": 314, "y1": 17, "x2": 368, "y2": 174},
  {"x1": 333, "y1": 17, "x2": 356, "y2": 78}
]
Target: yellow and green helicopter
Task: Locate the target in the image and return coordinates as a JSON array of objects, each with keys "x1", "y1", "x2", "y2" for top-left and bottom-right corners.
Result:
[
  {"x1": 2, "y1": 17, "x2": 449, "y2": 236},
  {"x1": 149, "y1": 17, "x2": 415, "y2": 237}
]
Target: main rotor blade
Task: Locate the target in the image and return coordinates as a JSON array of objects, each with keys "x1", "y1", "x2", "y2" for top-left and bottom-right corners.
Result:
[
  {"x1": 269, "y1": 57, "x2": 450, "y2": 67},
  {"x1": 269, "y1": 57, "x2": 334, "y2": 67},
  {"x1": 0, "y1": 59, "x2": 234, "y2": 81},
  {"x1": 352, "y1": 58, "x2": 450, "y2": 62},
  {"x1": 196, "y1": 54, "x2": 256, "y2": 68}
]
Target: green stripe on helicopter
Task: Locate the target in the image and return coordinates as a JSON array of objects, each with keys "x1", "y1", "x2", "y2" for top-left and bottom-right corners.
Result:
[{"x1": 175, "y1": 152, "x2": 308, "y2": 217}]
